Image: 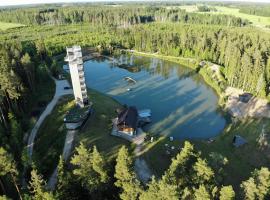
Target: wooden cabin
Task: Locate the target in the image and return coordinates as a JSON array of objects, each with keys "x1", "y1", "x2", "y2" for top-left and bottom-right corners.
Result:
[{"x1": 117, "y1": 106, "x2": 138, "y2": 136}]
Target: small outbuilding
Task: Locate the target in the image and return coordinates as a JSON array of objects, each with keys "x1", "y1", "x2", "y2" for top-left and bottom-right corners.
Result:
[
  {"x1": 233, "y1": 135, "x2": 247, "y2": 147},
  {"x1": 117, "y1": 106, "x2": 138, "y2": 136},
  {"x1": 239, "y1": 93, "x2": 252, "y2": 103}
]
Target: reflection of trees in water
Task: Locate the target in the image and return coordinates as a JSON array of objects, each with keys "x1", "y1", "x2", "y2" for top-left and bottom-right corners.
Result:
[
  {"x1": 94, "y1": 56, "x2": 107, "y2": 62},
  {"x1": 111, "y1": 54, "x2": 200, "y2": 80}
]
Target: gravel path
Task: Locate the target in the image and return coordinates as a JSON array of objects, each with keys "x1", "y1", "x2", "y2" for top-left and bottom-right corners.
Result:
[
  {"x1": 47, "y1": 130, "x2": 77, "y2": 190},
  {"x1": 133, "y1": 129, "x2": 153, "y2": 183},
  {"x1": 27, "y1": 78, "x2": 72, "y2": 161}
]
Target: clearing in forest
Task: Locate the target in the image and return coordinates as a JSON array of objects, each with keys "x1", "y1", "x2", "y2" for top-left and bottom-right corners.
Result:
[
  {"x1": 178, "y1": 5, "x2": 270, "y2": 27},
  {"x1": 0, "y1": 21, "x2": 25, "y2": 30}
]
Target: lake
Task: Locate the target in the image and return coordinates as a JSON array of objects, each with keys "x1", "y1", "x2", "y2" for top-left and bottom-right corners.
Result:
[{"x1": 83, "y1": 54, "x2": 226, "y2": 139}]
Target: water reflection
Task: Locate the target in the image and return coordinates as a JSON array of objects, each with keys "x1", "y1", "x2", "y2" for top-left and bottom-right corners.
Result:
[{"x1": 83, "y1": 54, "x2": 226, "y2": 139}]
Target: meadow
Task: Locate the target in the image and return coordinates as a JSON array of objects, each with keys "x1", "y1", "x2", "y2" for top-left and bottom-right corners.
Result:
[
  {"x1": 179, "y1": 5, "x2": 270, "y2": 27},
  {"x1": 0, "y1": 21, "x2": 25, "y2": 30}
]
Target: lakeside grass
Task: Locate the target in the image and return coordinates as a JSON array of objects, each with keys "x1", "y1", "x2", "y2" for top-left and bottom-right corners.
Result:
[
  {"x1": 142, "y1": 118, "x2": 270, "y2": 191},
  {"x1": 0, "y1": 21, "x2": 25, "y2": 30},
  {"x1": 32, "y1": 89, "x2": 131, "y2": 178},
  {"x1": 126, "y1": 50, "x2": 270, "y2": 191},
  {"x1": 74, "y1": 89, "x2": 131, "y2": 161}
]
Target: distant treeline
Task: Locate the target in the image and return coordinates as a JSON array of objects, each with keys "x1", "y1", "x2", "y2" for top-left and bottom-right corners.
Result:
[
  {"x1": 197, "y1": 5, "x2": 217, "y2": 12},
  {"x1": 239, "y1": 6, "x2": 270, "y2": 17},
  {"x1": 0, "y1": 6, "x2": 249, "y2": 27}
]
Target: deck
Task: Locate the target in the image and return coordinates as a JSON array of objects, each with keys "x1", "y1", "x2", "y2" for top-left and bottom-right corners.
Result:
[{"x1": 111, "y1": 118, "x2": 145, "y2": 144}]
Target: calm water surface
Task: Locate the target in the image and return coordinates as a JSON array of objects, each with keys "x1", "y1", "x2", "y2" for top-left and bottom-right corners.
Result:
[{"x1": 82, "y1": 54, "x2": 226, "y2": 139}]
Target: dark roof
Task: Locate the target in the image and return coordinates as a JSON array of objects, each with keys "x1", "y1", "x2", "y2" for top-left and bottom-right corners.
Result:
[
  {"x1": 239, "y1": 93, "x2": 252, "y2": 103},
  {"x1": 117, "y1": 106, "x2": 138, "y2": 129},
  {"x1": 233, "y1": 135, "x2": 247, "y2": 147}
]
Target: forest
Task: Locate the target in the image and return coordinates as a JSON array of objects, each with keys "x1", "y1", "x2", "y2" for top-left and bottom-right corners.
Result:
[
  {"x1": 0, "y1": 5, "x2": 249, "y2": 27},
  {"x1": 0, "y1": 2, "x2": 270, "y2": 200},
  {"x1": 2, "y1": 141, "x2": 270, "y2": 199}
]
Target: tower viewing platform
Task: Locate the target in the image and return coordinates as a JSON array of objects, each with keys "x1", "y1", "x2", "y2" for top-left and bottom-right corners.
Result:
[{"x1": 65, "y1": 45, "x2": 88, "y2": 107}]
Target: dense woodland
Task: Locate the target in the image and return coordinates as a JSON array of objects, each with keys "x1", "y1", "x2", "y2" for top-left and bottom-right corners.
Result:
[
  {"x1": 1, "y1": 141, "x2": 270, "y2": 199},
  {"x1": 0, "y1": 3, "x2": 270, "y2": 200},
  {"x1": 0, "y1": 5, "x2": 249, "y2": 27}
]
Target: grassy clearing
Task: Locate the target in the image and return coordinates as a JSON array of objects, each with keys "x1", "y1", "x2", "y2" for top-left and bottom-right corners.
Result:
[
  {"x1": 142, "y1": 118, "x2": 270, "y2": 191},
  {"x1": 177, "y1": 5, "x2": 270, "y2": 27},
  {"x1": 0, "y1": 21, "x2": 25, "y2": 30},
  {"x1": 212, "y1": 6, "x2": 270, "y2": 27},
  {"x1": 75, "y1": 89, "x2": 131, "y2": 161},
  {"x1": 33, "y1": 88, "x2": 131, "y2": 179},
  {"x1": 33, "y1": 95, "x2": 74, "y2": 178}
]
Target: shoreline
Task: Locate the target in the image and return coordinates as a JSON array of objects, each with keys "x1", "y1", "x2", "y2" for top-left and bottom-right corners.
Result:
[
  {"x1": 122, "y1": 50, "x2": 225, "y2": 101},
  {"x1": 120, "y1": 50, "x2": 270, "y2": 120}
]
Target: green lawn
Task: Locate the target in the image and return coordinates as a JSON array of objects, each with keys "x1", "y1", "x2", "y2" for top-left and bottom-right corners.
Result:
[
  {"x1": 212, "y1": 6, "x2": 270, "y2": 27},
  {"x1": 32, "y1": 89, "x2": 131, "y2": 179},
  {"x1": 33, "y1": 95, "x2": 74, "y2": 178},
  {"x1": 142, "y1": 118, "x2": 270, "y2": 192},
  {"x1": 75, "y1": 89, "x2": 131, "y2": 161},
  {"x1": 0, "y1": 21, "x2": 25, "y2": 30}
]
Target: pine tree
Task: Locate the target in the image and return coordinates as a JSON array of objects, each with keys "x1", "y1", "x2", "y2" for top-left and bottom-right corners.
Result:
[
  {"x1": 0, "y1": 147, "x2": 22, "y2": 200},
  {"x1": 193, "y1": 185, "x2": 210, "y2": 200},
  {"x1": 28, "y1": 169, "x2": 54, "y2": 200},
  {"x1": 219, "y1": 185, "x2": 235, "y2": 200},
  {"x1": 115, "y1": 146, "x2": 142, "y2": 200},
  {"x1": 192, "y1": 158, "x2": 214, "y2": 185},
  {"x1": 0, "y1": 196, "x2": 11, "y2": 200},
  {"x1": 140, "y1": 177, "x2": 178, "y2": 200},
  {"x1": 163, "y1": 141, "x2": 198, "y2": 188},
  {"x1": 21, "y1": 53, "x2": 35, "y2": 90},
  {"x1": 71, "y1": 143, "x2": 108, "y2": 192},
  {"x1": 241, "y1": 167, "x2": 270, "y2": 200},
  {"x1": 56, "y1": 155, "x2": 65, "y2": 192},
  {"x1": 241, "y1": 178, "x2": 258, "y2": 200}
]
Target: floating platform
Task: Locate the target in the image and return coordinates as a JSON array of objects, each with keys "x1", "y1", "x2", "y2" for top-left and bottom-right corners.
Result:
[
  {"x1": 138, "y1": 109, "x2": 151, "y2": 118},
  {"x1": 124, "y1": 76, "x2": 137, "y2": 84},
  {"x1": 138, "y1": 109, "x2": 152, "y2": 125}
]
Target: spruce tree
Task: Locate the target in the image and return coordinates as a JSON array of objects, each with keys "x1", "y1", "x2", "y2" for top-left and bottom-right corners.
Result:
[
  {"x1": 115, "y1": 146, "x2": 142, "y2": 200},
  {"x1": 219, "y1": 186, "x2": 235, "y2": 200},
  {"x1": 28, "y1": 170, "x2": 54, "y2": 200},
  {"x1": 193, "y1": 185, "x2": 210, "y2": 200},
  {"x1": 0, "y1": 147, "x2": 22, "y2": 200},
  {"x1": 71, "y1": 143, "x2": 108, "y2": 192},
  {"x1": 139, "y1": 177, "x2": 178, "y2": 200}
]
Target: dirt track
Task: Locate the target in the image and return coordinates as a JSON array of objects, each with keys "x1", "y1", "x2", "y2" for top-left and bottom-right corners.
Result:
[{"x1": 27, "y1": 77, "x2": 72, "y2": 160}]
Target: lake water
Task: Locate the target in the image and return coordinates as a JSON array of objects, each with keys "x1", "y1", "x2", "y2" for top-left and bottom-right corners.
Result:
[{"x1": 82, "y1": 54, "x2": 226, "y2": 139}]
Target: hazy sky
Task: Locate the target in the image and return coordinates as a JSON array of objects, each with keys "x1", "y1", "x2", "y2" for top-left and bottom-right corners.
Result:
[{"x1": 0, "y1": 0, "x2": 270, "y2": 7}]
